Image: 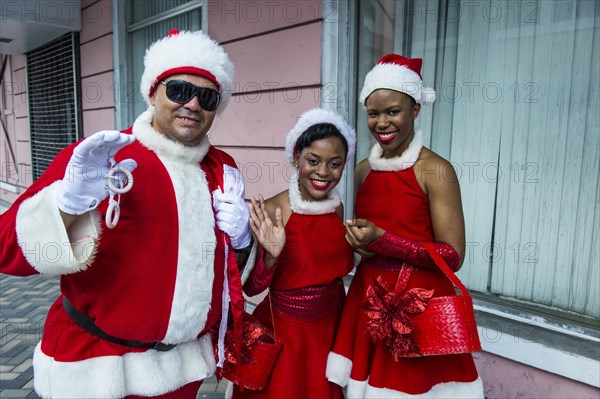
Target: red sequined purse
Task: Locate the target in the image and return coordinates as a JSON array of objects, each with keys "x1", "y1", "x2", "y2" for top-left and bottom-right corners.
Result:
[
  {"x1": 363, "y1": 242, "x2": 481, "y2": 359},
  {"x1": 212, "y1": 303, "x2": 282, "y2": 390}
]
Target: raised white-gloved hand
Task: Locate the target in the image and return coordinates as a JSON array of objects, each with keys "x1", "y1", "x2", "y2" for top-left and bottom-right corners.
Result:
[
  {"x1": 213, "y1": 165, "x2": 252, "y2": 250},
  {"x1": 56, "y1": 131, "x2": 137, "y2": 215}
]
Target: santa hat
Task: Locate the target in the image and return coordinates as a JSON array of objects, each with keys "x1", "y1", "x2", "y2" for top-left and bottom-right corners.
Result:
[
  {"x1": 359, "y1": 54, "x2": 436, "y2": 106},
  {"x1": 140, "y1": 29, "x2": 235, "y2": 113},
  {"x1": 284, "y1": 108, "x2": 356, "y2": 164}
]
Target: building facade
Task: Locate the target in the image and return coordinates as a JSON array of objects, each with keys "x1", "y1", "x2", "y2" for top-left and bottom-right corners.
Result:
[{"x1": 1, "y1": 1, "x2": 598, "y2": 397}]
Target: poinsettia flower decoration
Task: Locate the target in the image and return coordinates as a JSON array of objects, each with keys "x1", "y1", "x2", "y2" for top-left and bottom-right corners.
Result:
[{"x1": 363, "y1": 276, "x2": 434, "y2": 360}]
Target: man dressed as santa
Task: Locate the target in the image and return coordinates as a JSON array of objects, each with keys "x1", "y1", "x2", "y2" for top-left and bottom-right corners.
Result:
[{"x1": 0, "y1": 29, "x2": 255, "y2": 399}]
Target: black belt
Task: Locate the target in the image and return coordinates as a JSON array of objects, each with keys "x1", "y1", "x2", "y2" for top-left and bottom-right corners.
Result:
[{"x1": 62, "y1": 295, "x2": 176, "y2": 352}]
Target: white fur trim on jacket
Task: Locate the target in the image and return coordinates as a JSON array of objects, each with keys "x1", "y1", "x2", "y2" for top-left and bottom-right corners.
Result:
[
  {"x1": 326, "y1": 351, "x2": 353, "y2": 387},
  {"x1": 359, "y1": 64, "x2": 436, "y2": 106},
  {"x1": 239, "y1": 239, "x2": 259, "y2": 286},
  {"x1": 288, "y1": 177, "x2": 341, "y2": 215},
  {"x1": 33, "y1": 335, "x2": 216, "y2": 398},
  {"x1": 346, "y1": 376, "x2": 484, "y2": 399},
  {"x1": 140, "y1": 30, "x2": 235, "y2": 114},
  {"x1": 130, "y1": 110, "x2": 217, "y2": 343},
  {"x1": 15, "y1": 182, "x2": 100, "y2": 275},
  {"x1": 284, "y1": 108, "x2": 356, "y2": 163},
  {"x1": 368, "y1": 129, "x2": 424, "y2": 171},
  {"x1": 133, "y1": 108, "x2": 211, "y2": 163}
]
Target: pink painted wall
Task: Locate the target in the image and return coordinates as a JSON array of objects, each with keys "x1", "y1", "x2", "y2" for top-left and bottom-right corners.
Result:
[
  {"x1": 208, "y1": 0, "x2": 323, "y2": 199},
  {"x1": 79, "y1": 0, "x2": 115, "y2": 136},
  {"x1": 473, "y1": 352, "x2": 599, "y2": 399},
  {"x1": 0, "y1": 54, "x2": 31, "y2": 204},
  {"x1": 0, "y1": 1, "x2": 116, "y2": 208}
]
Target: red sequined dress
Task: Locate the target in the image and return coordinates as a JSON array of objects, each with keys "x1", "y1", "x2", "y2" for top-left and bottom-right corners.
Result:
[
  {"x1": 326, "y1": 137, "x2": 483, "y2": 398},
  {"x1": 232, "y1": 193, "x2": 354, "y2": 399}
]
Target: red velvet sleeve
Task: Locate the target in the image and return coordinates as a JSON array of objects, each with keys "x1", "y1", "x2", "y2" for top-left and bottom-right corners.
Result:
[{"x1": 0, "y1": 142, "x2": 77, "y2": 276}]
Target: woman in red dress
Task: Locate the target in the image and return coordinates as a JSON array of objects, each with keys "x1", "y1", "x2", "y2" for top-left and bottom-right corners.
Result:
[
  {"x1": 326, "y1": 54, "x2": 484, "y2": 398},
  {"x1": 231, "y1": 109, "x2": 356, "y2": 399}
]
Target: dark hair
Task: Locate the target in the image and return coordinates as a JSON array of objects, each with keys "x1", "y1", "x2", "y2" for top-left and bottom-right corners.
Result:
[{"x1": 295, "y1": 123, "x2": 348, "y2": 158}]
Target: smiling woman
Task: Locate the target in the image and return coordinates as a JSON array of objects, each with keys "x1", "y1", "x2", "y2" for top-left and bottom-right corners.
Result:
[
  {"x1": 229, "y1": 108, "x2": 357, "y2": 399},
  {"x1": 293, "y1": 123, "x2": 348, "y2": 202}
]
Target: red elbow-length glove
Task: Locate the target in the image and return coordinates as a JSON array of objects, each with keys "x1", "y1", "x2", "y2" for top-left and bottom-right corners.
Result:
[{"x1": 366, "y1": 231, "x2": 460, "y2": 272}]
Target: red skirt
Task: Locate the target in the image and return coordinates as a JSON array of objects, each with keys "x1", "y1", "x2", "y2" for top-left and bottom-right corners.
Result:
[
  {"x1": 232, "y1": 282, "x2": 345, "y2": 399},
  {"x1": 329, "y1": 263, "x2": 481, "y2": 396}
]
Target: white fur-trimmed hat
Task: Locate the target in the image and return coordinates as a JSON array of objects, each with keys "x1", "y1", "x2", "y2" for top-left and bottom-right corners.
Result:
[
  {"x1": 359, "y1": 54, "x2": 436, "y2": 106},
  {"x1": 140, "y1": 29, "x2": 234, "y2": 113},
  {"x1": 284, "y1": 108, "x2": 356, "y2": 164}
]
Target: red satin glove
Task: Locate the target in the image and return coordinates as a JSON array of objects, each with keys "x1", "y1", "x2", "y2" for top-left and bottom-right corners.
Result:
[{"x1": 367, "y1": 231, "x2": 460, "y2": 272}]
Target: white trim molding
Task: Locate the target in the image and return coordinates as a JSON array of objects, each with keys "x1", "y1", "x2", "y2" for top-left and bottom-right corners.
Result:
[{"x1": 474, "y1": 300, "x2": 600, "y2": 388}]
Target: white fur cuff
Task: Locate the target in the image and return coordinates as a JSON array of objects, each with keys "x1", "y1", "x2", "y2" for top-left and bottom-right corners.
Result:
[
  {"x1": 15, "y1": 182, "x2": 99, "y2": 275},
  {"x1": 326, "y1": 351, "x2": 353, "y2": 387}
]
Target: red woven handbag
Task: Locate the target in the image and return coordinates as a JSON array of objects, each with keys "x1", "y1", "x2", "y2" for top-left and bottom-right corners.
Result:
[
  {"x1": 411, "y1": 243, "x2": 481, "y2": 355},
  {"x1": 212, "y1": 306, "x2": 282, "y2": 390},
  {"x1": 364, "y1": 243, "x2": 481, "y2": 358}
]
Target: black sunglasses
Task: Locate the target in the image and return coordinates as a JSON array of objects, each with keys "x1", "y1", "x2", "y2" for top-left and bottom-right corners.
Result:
[{"x1": 161, "y1": 80, "x2": 221, "y2": 111}]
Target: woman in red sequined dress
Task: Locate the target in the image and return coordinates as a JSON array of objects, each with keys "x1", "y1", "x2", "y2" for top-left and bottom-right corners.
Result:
[
  {"x1": 326, "y1": 55, "x2": 484, "y2": 398},
  {"x1": 230, "y1": 109, "x2": 356, "y2": 399}
]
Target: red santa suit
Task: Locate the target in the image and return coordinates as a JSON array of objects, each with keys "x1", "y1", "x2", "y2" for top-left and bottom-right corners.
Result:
[{"x1": 0, "y1": 108, "x2": 254, "y2": 398}]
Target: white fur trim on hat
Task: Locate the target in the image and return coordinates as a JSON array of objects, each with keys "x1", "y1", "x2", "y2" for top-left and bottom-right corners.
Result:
[
  {"x1": 284, "y1": 108, "x2": 356, "y2": 164},
  {"x1": 359, "y1": 63, "x2": 436, "y2": 106},
  {"x1": 140, "y1": 30, "x2": 235, "y2": 114}
]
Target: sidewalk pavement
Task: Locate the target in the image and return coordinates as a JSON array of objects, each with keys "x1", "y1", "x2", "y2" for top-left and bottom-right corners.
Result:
[{"x1": 0, "y1": 273, "x2": 226, "y2": 398}]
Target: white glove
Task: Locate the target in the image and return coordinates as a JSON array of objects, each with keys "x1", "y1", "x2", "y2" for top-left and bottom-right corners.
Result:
[
  {"x1": 56, "y1": 131, "x2": 137, "y2": 215},
  {"x1": 213, "y1": 166, "x2": 252, "y2": 250}
]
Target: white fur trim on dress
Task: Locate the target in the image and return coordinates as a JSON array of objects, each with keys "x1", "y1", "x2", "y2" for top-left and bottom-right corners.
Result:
[
  {"x1": 288, "y1": 177, "x2": 341, "y2": 215},
  {"x1": 33, "y1": 335, "x2": 216, "y2": 398},
  {"x1": 368, "y1": 129, "x2": 424, "y2": 171},
  {"x1": 346, "y1": 376, "x2": 484, "y2": 399},
  {"x1": 326, "y1": 351, "x2": 353, "y2": 387},
  {"x1": 359, "y1": 64, "x2": 436, "y2": 106},
  {"x1": 284, "y1": 108, "x2": 356, "y2": 163},
  {"x1": 140, "y1": 30, "x2": 234, "y2": 113},
  {"x1": 15, "y1": 182, "x2": 100, "y2": 275},
  {"x1": 133, "y1": 108, "x2": 211, "y2": 163}
]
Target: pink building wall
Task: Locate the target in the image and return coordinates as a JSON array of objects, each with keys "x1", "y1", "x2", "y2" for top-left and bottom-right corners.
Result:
[
  {"x1": 208, "y1": 0, "x2": 323, "y2": 199},
  {"x1": 0, "y1": 0, "x2": 115, "y2": 208},
  {"x1": 474, "y1": 352, "x2": 599, "y2": 398},
  {"x1": 0, "y1": 54, "x2": 30, "y2": 205},
  {"x1": 79, "y1": 0, "x2": 115, "y2": 135}
]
